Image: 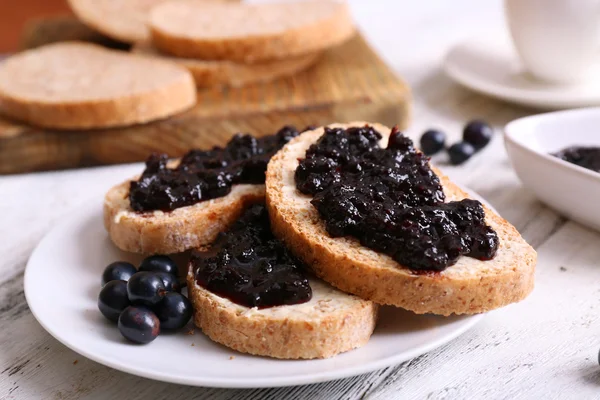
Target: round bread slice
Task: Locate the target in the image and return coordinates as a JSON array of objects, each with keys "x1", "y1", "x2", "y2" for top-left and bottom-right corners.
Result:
[
  {"x1": 149, "y1": 0, "x2": 355, "y2": 63},
  {"x1": 104, "y1": 180, "x2": 265, "y2": 254},
  {"x1": 132, "y1": 42, "x2": 320, "y2": 88},
  {"x1": 186, "y1": 267, "x2": 378, "y2": 359},
  {"x1": 266, "y1": 122, "x2": 537, "y2": 316},
  {"x1": 0, "y1": 42, "x2": 196, "y2": 130}
]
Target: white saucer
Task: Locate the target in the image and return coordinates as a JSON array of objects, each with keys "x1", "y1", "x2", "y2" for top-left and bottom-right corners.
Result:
[
  {"x1": 24, "y1": 201, "x2": 486, "y2": 388},
  {"x1": 444, "y1": 39, "x2": 600, "y2": 109}
]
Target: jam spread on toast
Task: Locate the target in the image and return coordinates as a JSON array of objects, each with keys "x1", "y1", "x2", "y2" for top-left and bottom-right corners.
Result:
[
  {"x1": 552, "y1": 146, "x2": 600, "y2": 173},
  {"x1": 190, "y1": 205, "x2": 312, "y2": 308},
  {"x1": 295, "y1": 125, "x2": 498, "y2": 272},
  {"x1": 129, "y1": 126, "x2": 301, "y2": 212}
]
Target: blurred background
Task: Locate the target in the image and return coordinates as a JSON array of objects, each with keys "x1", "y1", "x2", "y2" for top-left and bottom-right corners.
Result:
[
  {"x1": 1, "y1": 0, "x2": 70, "y2": 52},
  {"x1": 0, "y1": 0, "x2": 508, "y2": 174}
]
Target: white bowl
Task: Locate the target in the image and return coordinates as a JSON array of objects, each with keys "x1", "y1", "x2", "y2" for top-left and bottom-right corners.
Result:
[{"x1": 505, "y1": 107, "x2": 600, "y2": 231}]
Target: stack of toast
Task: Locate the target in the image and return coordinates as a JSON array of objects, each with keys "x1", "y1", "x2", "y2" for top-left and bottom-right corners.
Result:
[
  {"x1": 68, "y1": 0, "x2": 355, "y2": 88},
  {"x1": 0, "y1": 0, "x2": 356, "y2": 129},
  {"x1": 104, "y1": 122, "x2": 536, "y2": 359}
]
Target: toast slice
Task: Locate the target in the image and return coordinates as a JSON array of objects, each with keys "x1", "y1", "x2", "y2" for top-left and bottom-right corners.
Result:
[
  {"x1": 187, "y1": 275, "x2": 377, "y2": 359},
  {"x1": 186, "y1": 204, "x2": 378, "y2": 359},
  {"x1": 0, "y1": 42, "x2": 196, "y2": 129},
  {"x1": 132, "y1": 42, "x2": 320, "y2": 88},
  {"x1": 265, "y1": 122, "x2": 536, "y2": 316},
  {"x1": 104, "y1": 181, "x2": 264, "y2": 254},
  {"x1": 104, "y1": 124, "x2": 304, "y2": 253},
  {"x1": 67, "y1": 0, "x2": 239, "y2": 44},
  {"x1": 149, "y1": 0, "x2": 355, "y2": 63}
]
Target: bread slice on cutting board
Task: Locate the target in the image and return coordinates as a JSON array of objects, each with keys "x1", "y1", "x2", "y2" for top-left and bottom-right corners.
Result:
[
  {"x1": 0, "y1": 42, "x2": 196, "y2": 130},
  {"x1": 187, "y1": 258, "x2": 378, "y2": 359},
  {"x1": 104, "y1": 180, "x2": 264, "y2": 254},
  {"x1": 149, "y1": 0, "x2": 355, "y2": 63},
  {"x1": 132, "y1": 42, "x2": 320, "y2": 88},
  {"x1": 265, "y1": 122, "x2": 537, "y2": 316},
  {"x1": 67, "y1": 0, "x2": 239, "y2": 44}
]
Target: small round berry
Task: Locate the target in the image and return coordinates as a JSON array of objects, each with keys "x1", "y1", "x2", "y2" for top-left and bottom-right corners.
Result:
[
  {"x1": 127, "y1": 272, "x2": 166, "y2": 306},
  {"x1": 154, "y1": 292, "x2": 193, "y2": 330},
  {"x1": 139, "y1": 255, "x2": 178, "y2": 276},
  {"x1": 101, "y1": 261, "x2": 137, "y2": 286},
  {"x1": 98, "y1": 280, "x2": 130, "y2": 322},
  {"x1": 463, "y1": 120, "x2": 493, "y2": 151},
  {"x1": 419, "y1": 129, "x2": 446, "y2": 155},
  {"x1": 448, "y1": 142, "x2": 475, "y2": 165},
  {"x1": 156, "y1": 272, "x2": 181, "y2": 293},
  {"x1": 118, "y1": 306, "x2": 160, "y2": 344}
]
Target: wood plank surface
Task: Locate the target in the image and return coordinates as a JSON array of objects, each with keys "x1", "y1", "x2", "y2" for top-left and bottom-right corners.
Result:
[{"x1": 0, "y1": 34, "x2": 411, "y2": 174}]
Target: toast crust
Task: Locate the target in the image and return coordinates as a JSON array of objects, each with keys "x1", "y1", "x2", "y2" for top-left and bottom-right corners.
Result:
[
  {"x1": 149, "y1": 1, "x2": 355, "y2": 63},
  {"x1": 186, "y1": 266, "x2": 378, "y2": 359},
  {"x1": 132, "y1": 42, "x2": 320, "y2": 88},
  {"x1": 0, "y1": 42, "x2": 196, "y2": 130},
  {"x1": 265, "y1": 122, "x2": 537, "y2": 315},
  {"x1": 104, "y1": 180, "x2": 264, "y2": 254}
]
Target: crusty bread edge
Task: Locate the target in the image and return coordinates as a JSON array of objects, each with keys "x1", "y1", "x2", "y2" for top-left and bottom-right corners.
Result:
[
  {"x1": 265, "y1": 122, "x2": 536, "y2": 316},
  {"x1": 132, "y1": 42, "x2": 321, "y2": 88}
]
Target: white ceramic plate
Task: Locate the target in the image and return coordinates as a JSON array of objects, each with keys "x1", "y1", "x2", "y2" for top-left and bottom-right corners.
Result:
[
  {"x1": 505, "y1": 107, "x2": 600, "y2": 232},
  {"x1": 25, "y1": 200, "x2": 486, "y2": 388},
  {"x1": 444, "y1": 39, "x2": 600, "y2": 109}
]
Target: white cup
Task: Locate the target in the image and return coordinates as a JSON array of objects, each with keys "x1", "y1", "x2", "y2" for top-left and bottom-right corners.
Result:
[{"x1": 505, "y1": 0, "x2": 600, "y2": 84}]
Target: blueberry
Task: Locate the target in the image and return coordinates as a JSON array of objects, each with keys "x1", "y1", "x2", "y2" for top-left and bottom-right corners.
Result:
[
  {"x1": 139, "y1": 255, "x2": 178, "y2": 276},
  {"x1": 419, "y1": 129, "x2": 446, "y2": 155},
  {"x1": 448, "y1": 142, "x2": 475, "y2": 165},
  {"x1": 101, "y1": 261, "x2": 137, "y2": 286},
  {"x1": 127, "y1": 272, "x2": 166, "y2": 306},
  {"x1": 98, "y1": 280, "x2": 130, "y2": 322},
  {"x1": 463, "y1": 120, "x2": 493, "y2": 151},
  {"x1": 156, "y1": 272, "x2": 181, "y2": 293},
  {"x1": 118, "y1": 306, "x2": 160, "y2": 344},
  {"x1": 154, "y1": 292, "x2": 193, "y2": 330}
]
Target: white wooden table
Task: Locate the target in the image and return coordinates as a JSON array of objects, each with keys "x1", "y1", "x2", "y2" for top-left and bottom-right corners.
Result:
[{"x1": 2, "y1": 1, "x2": 600, "y2": 399}]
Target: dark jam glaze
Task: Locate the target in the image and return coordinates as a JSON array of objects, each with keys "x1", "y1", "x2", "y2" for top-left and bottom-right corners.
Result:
[
  {"x1": 129, "y1": 126, "x2": 302, "y2": 212},
  {"x1": 295, "y1": 125, "x2": 499, "y2": 272},
  {"x1": 552, "y1": 146, "x2": 600, "y2": 173},
  {"x1": 190, "y1": 204, "x2": 312, "y2": 308}
]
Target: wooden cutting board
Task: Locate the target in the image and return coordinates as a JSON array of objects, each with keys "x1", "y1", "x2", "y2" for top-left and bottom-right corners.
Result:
[{"x1": 0, "y1": 34, "x2": 411, "y2": 174}]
